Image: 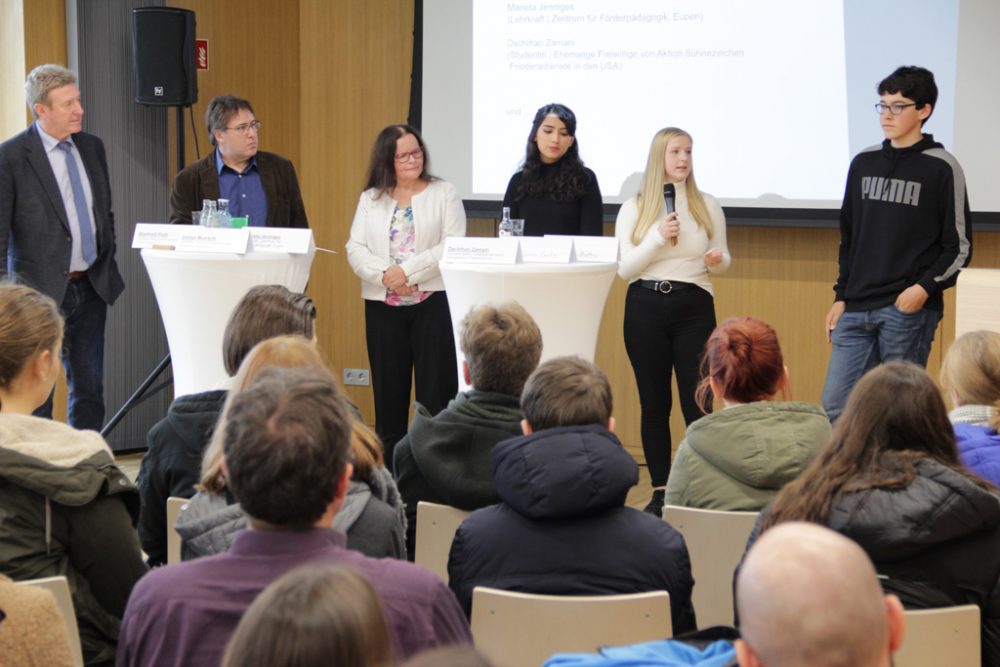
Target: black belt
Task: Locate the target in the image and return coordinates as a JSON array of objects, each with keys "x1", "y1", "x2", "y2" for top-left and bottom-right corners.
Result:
[
  {"x1": 67, "y1": 270, "x2": 88, "y2": 281},
  {"x1": 635, "y1": 279, "x2": 698, "y2": 294}
]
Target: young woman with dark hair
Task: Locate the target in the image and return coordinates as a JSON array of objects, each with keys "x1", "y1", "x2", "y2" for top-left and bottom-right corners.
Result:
[
  {"x1": 754, "y1": 361, "x2": 1000, "y2": 664},
  {"x1": 502, "y1": 103, "x2": 603, "y2": 237},
  {"x1": 347, "y1": 125, "x2": 466, "y2": 459},
  {"x1": 615, "y1": 126, "x2": 731, "y2": 516},
  {"x1": 664, "y1": 317, "x2": 829, "y2": 510}
]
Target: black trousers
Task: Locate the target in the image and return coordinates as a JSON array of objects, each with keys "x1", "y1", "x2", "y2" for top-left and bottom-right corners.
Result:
[
  {"x1": 365, "y1": 291, "x2": 458, "y2": 463},
  {"x1": 623, "y1": 282, "x2": 716, "y2": 487}
]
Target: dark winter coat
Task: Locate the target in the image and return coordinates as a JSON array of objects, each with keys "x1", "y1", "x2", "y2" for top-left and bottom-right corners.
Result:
[{"x1": 448, "y1": 424, "x2": 696, "y2": 635}]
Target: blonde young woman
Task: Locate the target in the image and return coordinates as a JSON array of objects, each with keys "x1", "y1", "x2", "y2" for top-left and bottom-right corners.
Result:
[
  {"x1": 940, "y1": 330, "x2": 1000, "y2": 487},
  {"x1": 176, "y1": 336, "x2": 406, "y2": 559},
  {"x1": 616, "y1": 127, "x2": 731, "y2": 515},
  {"x1": 0, "y1": 284, "x2": 146, "y2": 665}
]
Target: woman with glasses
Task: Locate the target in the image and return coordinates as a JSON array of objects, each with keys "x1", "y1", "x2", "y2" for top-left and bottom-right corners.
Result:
[
  {"x1": 615, "y1": 126, "x2": 731, "y2": 517},
  {"x1": 502, "y1": 103, "x2": 603, "y2": 237},
  {"x1": 346, "y1": 125, "x2": 466, "y2": 461}
]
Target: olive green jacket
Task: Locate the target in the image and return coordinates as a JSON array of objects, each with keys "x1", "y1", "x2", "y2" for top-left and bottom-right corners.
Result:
[
  {"x1": 664, "y1": 402, "x2": 830, "y2": 511},
  {"x1": 0, "y1": 414, "x2": 147, "y2": 665}
]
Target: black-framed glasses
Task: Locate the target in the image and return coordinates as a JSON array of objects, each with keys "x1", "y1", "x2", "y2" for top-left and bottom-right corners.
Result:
[
  {"x1": 875, "y1": 103, "x2": 916, "y2": 115},
  {"x1": 225, "y1": 120, "x2": 263, "y2": 134},
  {"x1": 395, "y1": 149, "x2": 424, "y2": 163}
]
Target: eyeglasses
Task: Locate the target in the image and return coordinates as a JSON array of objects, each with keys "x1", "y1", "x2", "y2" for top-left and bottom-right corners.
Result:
[
  {"x1": 395, "y1": 150, "x2": 424, "y2": 163},
  {"x1": 874, "y1": 103, "x2": 916, "y2": 115},
  {"x1": 224, "y1": 120, "x2": 263, "y2": 134}
]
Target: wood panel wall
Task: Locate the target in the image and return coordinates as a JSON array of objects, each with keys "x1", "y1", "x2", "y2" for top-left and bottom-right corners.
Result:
[
  {"x1": 299, "y1": 0, "x2": 415, "y2": 415},
  {"x1": 166, "y1": 0, "x2": 301, "y2": 181}
]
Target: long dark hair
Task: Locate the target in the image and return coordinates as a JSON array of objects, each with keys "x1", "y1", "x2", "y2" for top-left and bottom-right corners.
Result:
[
  {"x1": 762, "y1": 361, "x2": 996, "y2": 531},
  {"x1": 363, "y1": 124, "x2": 436, "y2": 196},
  {"x1": 514, "y1": 103, "x2": 590, "y2": 201}
]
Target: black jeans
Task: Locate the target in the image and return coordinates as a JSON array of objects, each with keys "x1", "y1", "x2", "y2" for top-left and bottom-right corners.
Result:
[
  {"x1": 623, "y1": 282, "x2": 716, "y2": 487},
  {"x1": 365, "y1": 290, "x2": 458, "y2": 463}
]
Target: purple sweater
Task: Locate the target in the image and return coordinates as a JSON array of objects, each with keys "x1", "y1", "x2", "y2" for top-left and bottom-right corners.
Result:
[{"x1": 116, "y1": 528, "x2": 470, "y2": 666}]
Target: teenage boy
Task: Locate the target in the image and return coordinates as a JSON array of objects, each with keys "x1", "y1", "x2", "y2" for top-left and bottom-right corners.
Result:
[
  {"x1": 821, "y1": 66, "x2": 971, "y2": 422},
  {"x1": 446, "y1": 357, "x2": 696, "y2": 635}
]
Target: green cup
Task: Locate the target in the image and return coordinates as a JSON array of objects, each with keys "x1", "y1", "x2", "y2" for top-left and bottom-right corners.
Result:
[{"x1": 231, "y1": 216, "x2": 249, "y2": 228}]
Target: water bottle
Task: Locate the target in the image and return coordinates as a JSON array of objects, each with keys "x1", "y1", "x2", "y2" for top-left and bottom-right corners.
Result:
[
  {"x1": 215, "y1": 199, "x2": 232, "y2": 229},
  {"x1": 498, "y1": 206, "x2": 513, "y2": 237},
  {"x1": 200, "y1": 200, "x2": 217, "y2": 227}
]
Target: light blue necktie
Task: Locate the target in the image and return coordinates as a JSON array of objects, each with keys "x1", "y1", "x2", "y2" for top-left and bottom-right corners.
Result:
[{"x1": 58, "y1": 141, "x2": 98, "y2": 265}]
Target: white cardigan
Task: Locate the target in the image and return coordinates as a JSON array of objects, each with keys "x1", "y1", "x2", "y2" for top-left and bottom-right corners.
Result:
[
  {"x1": 615, "y1": 181, "x2": 731, "y2": 295},
  {"x1": 346, "y1": 180, "x2": 467, "y2": 300}
]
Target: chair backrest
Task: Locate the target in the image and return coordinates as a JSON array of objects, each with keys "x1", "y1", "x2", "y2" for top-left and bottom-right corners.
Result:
[
  {"x1": 895, "y1": 605, "x2": 980, "y2": 667},
  {"x1": 470, "y1": 587, "x2": 672, "y2": 667},
  {"x1": 16, "y1": 575, "x2": 85, "y2": 667},
  {"x1": 414, "y1": 501, "x2": 470, "y2": 583},
  {"x1": 662, "y1": 505, "x2": 759, "y2": 628},
  {"x1": 166, "y1": 496, "x2": 189, "y2": 565}
]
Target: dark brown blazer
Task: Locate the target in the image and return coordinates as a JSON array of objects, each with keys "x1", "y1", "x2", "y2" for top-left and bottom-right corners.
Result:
[{"x1": 168, "y1": 150, "x2": 309, "y2": 228}]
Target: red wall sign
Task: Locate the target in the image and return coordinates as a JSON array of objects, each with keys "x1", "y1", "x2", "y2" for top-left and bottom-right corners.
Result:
[{"x1": 196, "y1": 39, "x2": 209, "y2": 71}]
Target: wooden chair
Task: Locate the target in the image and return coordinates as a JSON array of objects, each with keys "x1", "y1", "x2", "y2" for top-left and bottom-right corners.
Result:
[
  {"x1": 166, "y1": 496, "x2": 189, "y2": 565},
  {"x1": 895, "y1": 604, "x2": 980, "y2": 667},
  {"x1": 413, "y1": 501, "x2": 470, "y2": 583},
  {"x1": 662, "y1": 505, "x2": 759, "y2": 628},
  {"x1": 470, "y1": 587, "x2": 672, "y2": 667},
  {"x1": 16, "y1": 575, "x2": 85, "y2": 667}
]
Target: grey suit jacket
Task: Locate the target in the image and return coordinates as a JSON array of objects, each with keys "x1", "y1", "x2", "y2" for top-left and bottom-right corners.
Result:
[{"x1": 0, "y1": 123, "x2": 124, "y2": 305}]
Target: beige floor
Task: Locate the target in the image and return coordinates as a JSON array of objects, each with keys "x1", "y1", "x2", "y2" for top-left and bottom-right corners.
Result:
[{"x1": 116, "y1": 453, "x2": 656, "y2": 510}]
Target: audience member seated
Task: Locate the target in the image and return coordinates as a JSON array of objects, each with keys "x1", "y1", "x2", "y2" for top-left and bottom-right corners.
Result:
[
  {"x1": 940, "y1": 330, "x2": 1000, "y2": 487},
  {"x1": 178, "y1": 336, "x2": 406, "y2": 560},
  {"x1": 394, "y1": 301, "x2": 542, "y2": 557},
  {"x1": 665, "y1": 317, "x2": 830, "y2": 510},
  {"x1": 0, "y1": 573, "x2": 77, "y2": 667},
  {"x1": 447, "y1": 356, "x2": 696, "y2": 635},
  {"x1": 0, "y1": 284, "x2": 147, "y2": 666},
  {"x1": 735, "y1": 522, "x2": 905, "y2": 667},
  {"x1": 117, "y1": 366, "x2": 470, "y2": 667},
  {"x1": 221, "y1": 563, "x2": 392, "y2": 667},
  {"x1": 754, "y1": 361, "x2": 1000, "y2": 664},
  {"x1": 137, "y1": 285, "x2": 317, "y2": 565}
]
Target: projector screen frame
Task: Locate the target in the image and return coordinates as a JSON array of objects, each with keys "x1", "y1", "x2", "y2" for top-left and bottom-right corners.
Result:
[{"x1": 409, "y1": 0, "x2": 999, "y2": 231}]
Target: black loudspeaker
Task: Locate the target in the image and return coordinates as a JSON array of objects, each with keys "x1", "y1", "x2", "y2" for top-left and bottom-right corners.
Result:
[{"x1": 131, "y1": 7, "x2": 197, "y2": 106}]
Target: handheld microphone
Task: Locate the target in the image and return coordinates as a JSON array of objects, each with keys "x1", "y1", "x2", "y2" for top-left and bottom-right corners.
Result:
[{"x1": 663, "y1": 183, "x2": 677, "y2": 246}]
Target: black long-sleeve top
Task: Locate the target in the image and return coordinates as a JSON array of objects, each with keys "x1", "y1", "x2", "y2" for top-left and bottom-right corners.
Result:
[{"x1": 502, "y1": 164, "x2": 604, "y2": 236}]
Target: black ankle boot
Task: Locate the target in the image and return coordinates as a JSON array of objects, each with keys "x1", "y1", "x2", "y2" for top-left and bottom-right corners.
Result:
[{"x1": 643, "y1": 489, "x2": 665, "y2": 517}]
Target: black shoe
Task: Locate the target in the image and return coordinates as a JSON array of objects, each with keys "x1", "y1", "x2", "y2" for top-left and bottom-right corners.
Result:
[{"x1": 643, "y1": 489, "x2": 665, "y2": 517}]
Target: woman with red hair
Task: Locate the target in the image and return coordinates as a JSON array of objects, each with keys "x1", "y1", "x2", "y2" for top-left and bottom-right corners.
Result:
[{"x1": 664, "y1": 317, "x2": 830, "y2": 510}]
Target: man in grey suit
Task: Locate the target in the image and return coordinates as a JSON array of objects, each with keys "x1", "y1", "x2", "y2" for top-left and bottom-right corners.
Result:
[{"x1": 0, "y1": 64, "x2": 124, "y2": 430}]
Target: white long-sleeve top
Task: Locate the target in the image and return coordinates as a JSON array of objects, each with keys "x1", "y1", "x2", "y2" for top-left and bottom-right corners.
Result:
[
  {"x1": 615, "y1": 180, "x2": 731, "y2": 295},
  {"x1": 346, "y1": 180, "x2": 467, "y2": 300}
]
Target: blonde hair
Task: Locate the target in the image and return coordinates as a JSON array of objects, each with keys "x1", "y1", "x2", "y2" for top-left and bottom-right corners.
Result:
[
  {"x1": 200, "y1": 335, "x2": 327, "y2": 493},
  {"x1": 221, "y1": 564, "x2": 392, "y2": 667},
  {"x1": 630, "y1": 127, "x2": 714, "y2": 246},
  {"x1": 0, "y1": 283, "x2": 63, "y2": 393},
  {"x1": 199, "y1": 335, "x2": 384, "y2": 493},
  {"x1": 941, "y1": 330, "x2": 1000, "y2": 431}
]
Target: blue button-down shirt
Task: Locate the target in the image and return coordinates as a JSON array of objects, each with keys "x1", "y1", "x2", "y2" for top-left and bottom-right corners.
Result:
[{"x1": 215, "y1": 149, "x2": 267, "y2": 227}]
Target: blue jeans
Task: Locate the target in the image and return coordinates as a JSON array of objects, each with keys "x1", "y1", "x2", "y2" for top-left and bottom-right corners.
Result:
[
  {"x1": 821, "y1": 304, "x2": 941, "y2": 423},
  {"x1": 34, "y1": 277, "x2": 108, "y2": 431}
]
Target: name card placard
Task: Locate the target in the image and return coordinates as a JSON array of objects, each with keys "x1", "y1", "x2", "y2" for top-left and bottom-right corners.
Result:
[
  {"x1": 249, "y1": 228, "x2": 314, "y2": 254},
  {"x1": 519, "y1": 236, "x2": 573, "y2": 263},
  {"x1": 571, "y1": 236, "x2": 620, "y2": 263},
  {"x1": 442, "y1": 237, "x2": 520, "y2": 264},
  {"x1": 132, "y1": 223, "x2": 181, "y2": 249}
]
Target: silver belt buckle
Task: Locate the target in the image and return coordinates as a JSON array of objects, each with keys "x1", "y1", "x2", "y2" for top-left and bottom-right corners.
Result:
[{"x1": 656, "y1": 280, "x2": 673, "y2": 294}]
